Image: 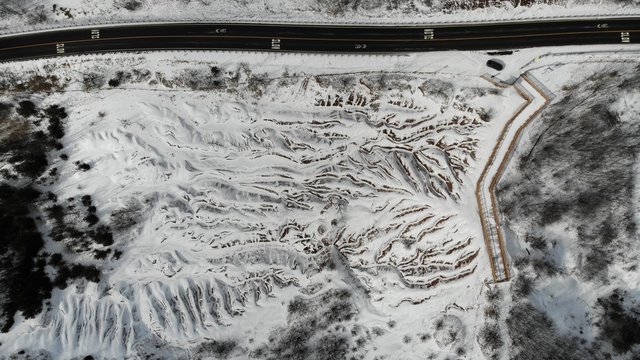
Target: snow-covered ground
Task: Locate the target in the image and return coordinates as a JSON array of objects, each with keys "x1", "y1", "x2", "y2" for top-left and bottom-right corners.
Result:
[
  {"x1": 0, "y1": 50, "x2": 529, "y2": 359},
  {"x1": 0, "y1": 0, "x2": 639, "y2": 35},
  {"x1": 0, "y1": 40, "x2": 639, "y2": 359},
  {"x1": 496, "y1": 49, "x2": 640, "y2": 359}
]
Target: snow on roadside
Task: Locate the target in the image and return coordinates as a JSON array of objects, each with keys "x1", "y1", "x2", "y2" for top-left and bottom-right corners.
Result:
[{"x1": 0, "y1": 0, "x2": 639, "y2": 36}]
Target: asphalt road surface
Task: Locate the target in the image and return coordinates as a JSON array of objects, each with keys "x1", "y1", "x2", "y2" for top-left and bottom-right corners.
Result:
[{"x1": 0, "y1": 18, "x2": 638, "y2": 61}]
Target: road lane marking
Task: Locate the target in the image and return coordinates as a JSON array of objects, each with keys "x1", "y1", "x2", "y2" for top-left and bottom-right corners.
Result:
[
  {"x1": 2, "y1": 29, "x2": 639, "y2": 53},
  {"x1": 424, "y1": 28, "x2": 434, "y2": 40},
  {"x1": 621, "y1": 32, "x2": 631, "y2": 43}
]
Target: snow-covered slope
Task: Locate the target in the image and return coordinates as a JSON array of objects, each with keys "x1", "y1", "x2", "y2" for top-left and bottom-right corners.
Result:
[
  {"x1": 0, "y1": 0, "x2": 639, "y2": 35},
  {"x1": 495, "y1": 53, "x2": 640, "y2": 359},
  {"x1": 1, "y1": 46, "x2": 639, "y2": 359},
  {"x1": 0, "y1": 51, "x2": 526, "y2": 359}
]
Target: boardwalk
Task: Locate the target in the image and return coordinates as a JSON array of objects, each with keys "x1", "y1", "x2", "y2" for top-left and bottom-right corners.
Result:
[{"x1": 476, "y1": 73, "x2": 554, "y2": 283}]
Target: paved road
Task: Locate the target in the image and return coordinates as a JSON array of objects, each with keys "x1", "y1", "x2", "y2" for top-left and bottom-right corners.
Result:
[{"x1": 0, "y1": 18, "x2": 638, "y2": 61}]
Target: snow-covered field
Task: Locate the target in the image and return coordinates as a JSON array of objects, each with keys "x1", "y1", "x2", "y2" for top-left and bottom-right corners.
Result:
[
  {"x1": 496, "y1": 51, "x2": 640, "y2": 359},
  {"x1": 0, "y1": 0, "x2": 639, "y2": 35},
  {"x1": 0, "y1": 35, "x2": 639, "y2": 358},
  {"x1": 0, "y1": 51, "x2": 531, "y2": 359}
]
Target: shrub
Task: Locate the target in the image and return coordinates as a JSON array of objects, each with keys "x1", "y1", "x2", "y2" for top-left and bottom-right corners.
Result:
[
  {"x1": 597, "y1": 290, "x2": 640, "y2": 353},
  {"x1": 288, "y1": 297, "x2": 310, "y2": 315},
  {"x1": 131, "y1": 68, "x2": 151, "y2": 82},
  {"x1": 246, "y1": 74, "x2": 271, "y2": 97},
  {"x1": 110, "y1": 199, "x2": 143, "y2": 231},
  {"x1": 3, "y1": 109, "x2": 63, "y2": 179},
  {"x1": 531, "y1": 256, "x2": 559, "y2": 277},
  {"x1": 539, "y1": 200, "x2": 569, "y2": 226},
  {"x1": 193, "y1": 340, "x2": 237, "y2": 359},
  {"x1": 12, "y1": 144, "x2": 48, "y2": 178},
  {"x1": 484, "y1": 303, "x2": 500, "y2": 319},
  {"x1": 265, "y1": 288, "x2": 357, "y2": 360},
  {"x1": 26, "y1": 6, "x2": 47, "y2": 24},
  {"x1": 81, "y1": 195, "x2": 92, "y2": 207},
  {"x1": 507, "y1": 302, "x2": 586, "y2": 360},
  {"x1": 178, "y1": 68, "x2": 226, "y2": 91},
  {"x1": 14, "y1": 75, "x2": 62, "y2": 92},
  {"x1": 82, "y1": 73, "x2": 105, "y2": 91},
  {"x1": 0, "y1": 102, "x2": 13, "y2": 118},
  {"x1": 89, "y1": 225, "x2": 113, "y2": 246},
  {"x1": 85, "y1": 214, "x2": 99, "y2": 227},
  {"x1": 315, "y1": 0, "x2": 359, "y2": 15},
  {"x1": 387, "y1": 320, "x2": 396, "y2": 328},
  {"x1": 598, "y1": 221, "x2": 617, "y2": 245},
  {"x1": 17, "y1": 100, "x2": 37, "y2": 118},
  {"x1": 93, "y1": 249, "x2": 110, "y2": 259},
  {"x1": 45, "y1": 105, "x2": 67, "y2": 139},
  {"x1": 512, "y1": 274, "x2": 534, "y2": 299},
  {"x1": 499, "y1": 71, "x2": 640, "y2": 281},
  {"x1": 46, "y1": 192, "x2": 56, "y2": 201},
  {"x1": 526, "y1": 235, "x2": 547, "y2": 250},
  {"x1": 48, "y1": 117, "x2": 64, "y2": 139},
  {"x1": 485, "y1": 286, "x2": 503, "y2": 302},
  {"x1": 8, "y1": 130, "x2": 51, "y2": 179},
  {"x1": 77, "y1": 163, "x2": 91, "y2": 171},
  {"x1": 119, "y1": 0, "x2": 142, "y2": 11},
  {"x1": 0, "y1": 184, "x2": 52, "y2": 332},
  {"x1": 46, "y1": 204, "x2": 65, "y2": 224},
  {"x1": 49, "y1": 253, "x2": 63, "y2": 265},
  {"x1": 478, "y1": 323, "x2": 503, "y2": 351},
  {"x1": 582, "y1": 246, "x2": 611, "y2": 280},
  {"x1": 54, "y1": 263, "x2": 100, "y2": 287},
  {"x1": 108, "y1": 71, "x2": 132, "y2": 88},
  {"x1": 433, "y1": 315, "x2": 464, "y2": 348},
  {"x1": 477, "y1": 107, "x2": 491, "y2": 122},
  {"x1": 44, "y1": 104, "x2": 67, "y2": 120},
  {"x1": 314, "y1": 334, "x2": 349, "y2": 360}
]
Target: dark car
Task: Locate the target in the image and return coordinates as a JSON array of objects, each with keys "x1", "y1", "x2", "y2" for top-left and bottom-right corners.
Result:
[{"x1": 486, "y1": 59, "x2": 505, "y2": 71}]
